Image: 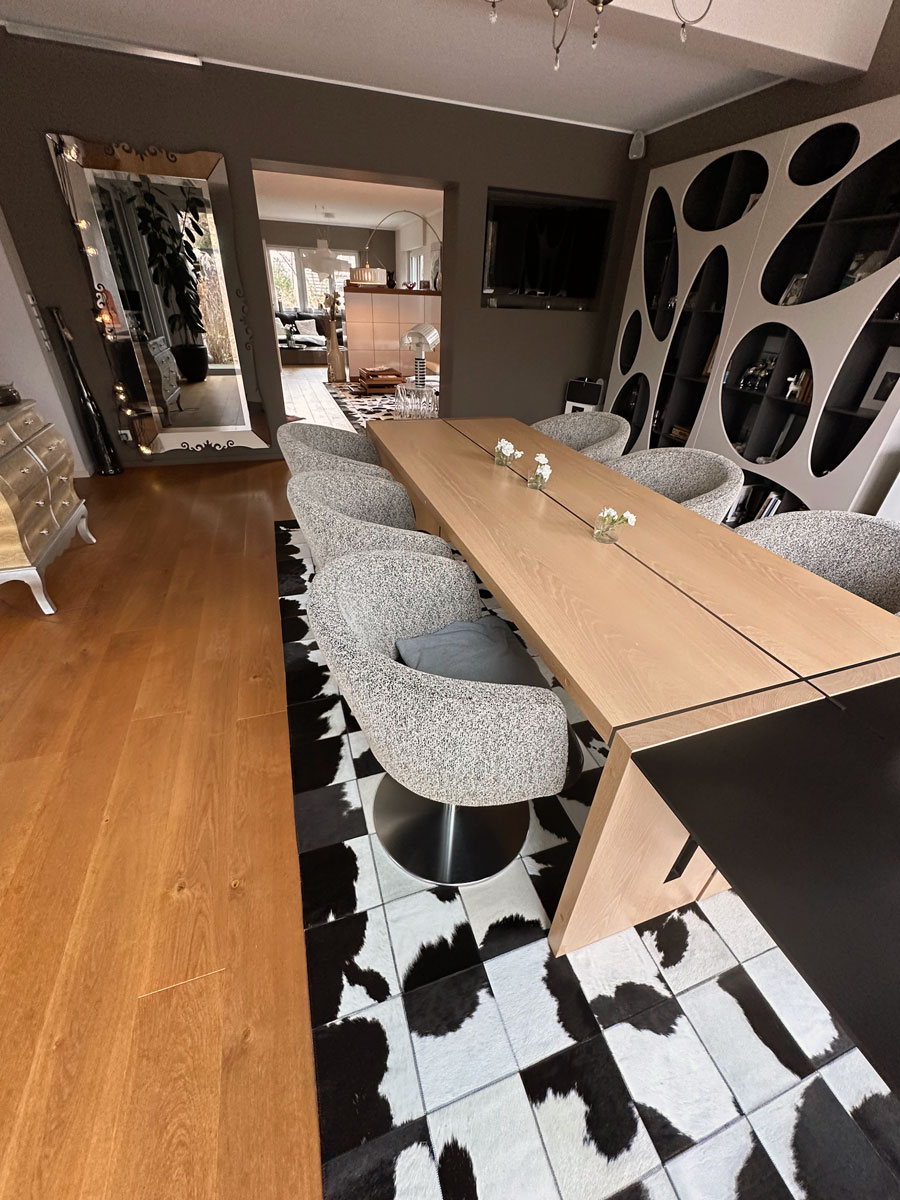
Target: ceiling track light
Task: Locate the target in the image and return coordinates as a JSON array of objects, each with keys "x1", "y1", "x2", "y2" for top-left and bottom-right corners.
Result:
[{"x1": 482, "y1": 0, "x2": 712, "y2": 66}]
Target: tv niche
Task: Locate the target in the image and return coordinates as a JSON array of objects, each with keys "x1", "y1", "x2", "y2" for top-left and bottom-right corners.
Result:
[{"x1": 482, "y1": 187, "x2": 612, "y2": 310}]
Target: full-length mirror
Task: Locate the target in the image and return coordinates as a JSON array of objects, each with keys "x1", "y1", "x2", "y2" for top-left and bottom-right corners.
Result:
[{"x1": 48, "y1": 136, "x2": 270, "y2": 453}]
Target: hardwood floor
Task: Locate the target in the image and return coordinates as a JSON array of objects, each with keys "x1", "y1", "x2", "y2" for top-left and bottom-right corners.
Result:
[{"x1": 0, "y1": 460, "x2": 322, "y2": 1200}]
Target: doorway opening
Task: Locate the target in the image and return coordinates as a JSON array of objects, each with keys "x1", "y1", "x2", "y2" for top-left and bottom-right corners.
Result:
[{"x1": 251, "y1": 164, "x2": 444, "y2": 431}]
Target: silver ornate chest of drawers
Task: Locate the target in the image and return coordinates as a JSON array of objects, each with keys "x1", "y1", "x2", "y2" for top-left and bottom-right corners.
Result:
[{"x1": 0, "y1": 400, "x2": 95, "y2": 614}]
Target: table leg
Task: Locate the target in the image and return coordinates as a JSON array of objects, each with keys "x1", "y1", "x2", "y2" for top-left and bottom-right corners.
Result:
[{"x1": 549, "y1": 735, "x2": 719, "y2": 956}]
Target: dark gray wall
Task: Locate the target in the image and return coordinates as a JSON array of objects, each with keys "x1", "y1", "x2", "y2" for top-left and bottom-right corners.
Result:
[
  {"x1": 0, "y1": 29, "x2": 634, "y2": 466},
  {"x1": 258, "y1": 220, "x2": 396, "y2": 275}
]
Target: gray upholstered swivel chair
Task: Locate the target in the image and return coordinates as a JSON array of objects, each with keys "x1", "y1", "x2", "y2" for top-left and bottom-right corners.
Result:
[
  {"x1": 738, "y1": 510, "x2": 900, "y2": 612},
  {"x1": 308, "y1": 552, "x2": 571, "y2": 884},
  {"x1": 287, "y1": 472, "x2": 453, "y2": 568},
  {"x1": 277, "y1": 421, "x2": 393, "y2": 479},
  {"x1": 532, "y1": 411, "x2": 631, "y2": 463},
  {"x1": 609, "y1": 447, "x2": 744, "y2": 522}
]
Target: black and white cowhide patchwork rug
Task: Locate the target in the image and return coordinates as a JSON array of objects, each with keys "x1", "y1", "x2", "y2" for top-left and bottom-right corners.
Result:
[
  {"x1": 325, "y1": 382, "x2": 397, "y2": 432},
  {"x1": 274, "y1": 518, "x2": 900, "y2": 1200}
]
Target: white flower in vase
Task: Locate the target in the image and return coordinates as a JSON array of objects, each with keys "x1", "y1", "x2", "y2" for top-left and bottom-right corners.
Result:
[
  {"x1": 494, "y1": 437, "x2": 524, "y2": 466},
  {"x1": 594, "y1": 506, "x2": 637, "y2": 543},
  {"x1": 527, "y1": 453, "x2": 552, "y2": 490}
]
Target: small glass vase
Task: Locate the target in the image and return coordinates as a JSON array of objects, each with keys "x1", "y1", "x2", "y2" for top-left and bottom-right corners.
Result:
[
  {"x1": 494, "y1": 449, "x2": 510, "y2": 466},
  {"x1": 593, "y1": 525, "x2": 618, "y2": 543},
  {"x1": 527, "y1": 473, "x2": 547, "y2": 490}
]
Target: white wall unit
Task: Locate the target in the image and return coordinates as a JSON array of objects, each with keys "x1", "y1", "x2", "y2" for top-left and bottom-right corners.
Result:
[{"x1": 606, "y1": 92, "x2": 900, "y2": 518}]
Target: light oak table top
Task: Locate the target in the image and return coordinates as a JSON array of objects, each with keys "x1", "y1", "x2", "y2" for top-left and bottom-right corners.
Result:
[
  {"x1": 369, "y1": 419, "x2": 797, "y2": 739},
  {"x1": 447, "y1": 417, "x2": 900, "y2": 678}
]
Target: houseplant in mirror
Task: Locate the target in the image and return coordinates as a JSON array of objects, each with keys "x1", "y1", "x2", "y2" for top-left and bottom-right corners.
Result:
[{"x1": 130, "y1": 177, "x2": 209, "y2": 383}]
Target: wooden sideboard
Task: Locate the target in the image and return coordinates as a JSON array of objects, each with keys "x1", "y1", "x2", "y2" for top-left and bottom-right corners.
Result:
[{"x1": 0, "y1": 400, "x2": 95, "y2": 614}]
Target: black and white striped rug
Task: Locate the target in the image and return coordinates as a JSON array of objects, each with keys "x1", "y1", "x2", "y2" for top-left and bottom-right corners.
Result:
[{"x1": 275, "y1": 519, "x2": 898, "y2": 1200}]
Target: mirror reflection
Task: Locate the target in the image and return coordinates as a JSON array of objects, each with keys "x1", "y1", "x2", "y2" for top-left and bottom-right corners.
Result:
[{"x1": 48, "y1": 136, "x2": 269, "y2": 453}]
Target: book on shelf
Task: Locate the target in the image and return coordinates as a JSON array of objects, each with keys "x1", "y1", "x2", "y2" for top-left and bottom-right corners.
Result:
[
  {"x1": 724, "y1": 485, "x2": 754, "y2": 525},
  {"x1": 758, "y1": 490, "x2": 783, "y2": 519}
]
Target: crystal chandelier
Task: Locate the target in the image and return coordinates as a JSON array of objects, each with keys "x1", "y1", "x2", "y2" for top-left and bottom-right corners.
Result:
[{"x1": 482, "y1": 0, "x2": 714, "y2": 67}]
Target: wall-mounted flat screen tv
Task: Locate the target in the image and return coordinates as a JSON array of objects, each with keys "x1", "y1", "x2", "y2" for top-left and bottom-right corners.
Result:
[{"x1": 482, "y1": 187, "x2": 612, "y2": 310}]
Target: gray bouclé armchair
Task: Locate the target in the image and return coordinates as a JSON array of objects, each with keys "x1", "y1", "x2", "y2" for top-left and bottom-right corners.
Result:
[
  {"x1": 307, "y1": 552, "x2": 571, "y2": 883},
  {"x1": 287, "y1": 472, "x2": 453, "y2": 568},
  {"x1": 277, "y1": 421, "x2": 393, "y2": 478},
  {"x1": 738, "y1": 510, "x2": 900, "y2": 612},
  {"x1": 532, "y1": 411, "x2": 631, "y2": 463}
]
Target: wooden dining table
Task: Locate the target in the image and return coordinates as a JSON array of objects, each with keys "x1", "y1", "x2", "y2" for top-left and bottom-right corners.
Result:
[{"x1": 366, "y1": 416, "x2": 900, "y2": 1061}]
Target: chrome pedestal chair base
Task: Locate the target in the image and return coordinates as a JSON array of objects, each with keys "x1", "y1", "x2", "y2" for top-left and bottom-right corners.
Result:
[{"x1": 373, "y1": 773, "x2": 530, "y2": 886}]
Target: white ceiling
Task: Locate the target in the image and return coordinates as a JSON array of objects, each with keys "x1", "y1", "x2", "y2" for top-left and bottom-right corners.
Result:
[
  {"x1": 253, "y1": 172, "x2": 444, "y2": 229},
  {"x1": 2, "y1": 0, "x2": 892, "y2": 131}
]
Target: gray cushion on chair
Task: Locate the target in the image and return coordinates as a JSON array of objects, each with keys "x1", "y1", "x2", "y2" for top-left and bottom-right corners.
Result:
[
  {"x1": 396, "y1": 615, "x2": 547, "y2": 688},
  {"x1": 397, "y1": 614, "x2": 584, "y2": 789}
]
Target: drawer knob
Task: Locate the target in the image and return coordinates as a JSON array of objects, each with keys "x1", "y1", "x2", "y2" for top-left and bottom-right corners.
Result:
[
  {"x1": 20, "y1": 467, "x2": 30, "y2": 474},
  {"x1": 61, "y1": 499, "x2": 71, "y2": 507},
  {"x1": 34, "y1": 499, "x2": 45, "y2": 507},
  {"x1": 58, "y1": 475, "x2": 69, "y2": 482},
  {"x1": 24, "y1": 418, "x2": 34, "y2": 427},
  {"x1": 40, "y1": 528, "x2": 50, "y2": 536},
  {"x1": 0, "y1": 439, "x2": 6, "y2": 446}
]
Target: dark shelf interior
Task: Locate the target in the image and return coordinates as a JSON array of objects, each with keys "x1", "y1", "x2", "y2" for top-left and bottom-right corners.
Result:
[
  {"x1": 723, "y1": 470, "x2": 810, "y2": 528},
  {"x1": 649, "y1": 247, "x2": 728, "y2": 449},
  {"x1": 762, "y1": 135, "x2": 900, "y2": 306},
  {"x1": 612, "y1": 374, "x2": 650, "y2": 452},
  {"x1": 810, "y1": 275, "x2": 900, "y2": 476},
  {"x1": 721, "y1": 323, "x2": 812, "y2": 464},
  {"x1": 683, "y1": 150, "x2": 769, "y2": 232},
  {"x1": 619, "y1": 309, "x2": 642, "y2": 375},
  {"x1": 789, "y1": 123, "x2": 860, "y2": 187},
  {"x1": 643, "y1": 187, "x2": 678, "y2": 340}
]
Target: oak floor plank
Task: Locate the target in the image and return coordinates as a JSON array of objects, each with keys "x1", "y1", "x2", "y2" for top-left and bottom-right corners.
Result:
[
  {"x1": 0, "y1": 754, "x2": 61, "y2": 905},
  {"x1": 105, "y1": 971, "x2": 226, "y2": 1200},
  {"x1": 0, "y1": 714, "x2": 185, "y2": 1199},
  {"x1": 218, "y1": 712, "x2": 320, "y2": 1199},
  {"x1": 0, "y1": 630, "x2": 154, "y2": 1164}
]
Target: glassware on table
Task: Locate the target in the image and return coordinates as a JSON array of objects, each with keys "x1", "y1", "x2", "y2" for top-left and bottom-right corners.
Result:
[{"x1": 395, "y1": 385, "x2": 438, "y2": 418}]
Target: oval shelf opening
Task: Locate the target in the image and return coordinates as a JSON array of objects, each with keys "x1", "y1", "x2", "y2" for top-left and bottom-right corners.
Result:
[
  {"x1": 643, "y1": 188, "x2": 678, "y2": 340},
  {"x1": 762, "y1": 136, "x2": 900, "y2": 305},
  {"x1": 619, "y1": 310, "x2": 642, "y2": 375},
  {"x1": 650, "y1": 247, "x2": 728, "y2": 448},
  {"x1": 612, "y1": 374, "x2": 650, "y2": 452},
  {"x1": 789, "y1": 123, "x2": 860, "y2": 186},
  {"x1": 811, "y1": 276, "x2": 900, "y2": 477},
  {"x1": 683, "y1": 150, "x2": 769, "y2": 232},
  {"x1": 721, "y1": 323, "x2": 811, "y2": 463}
]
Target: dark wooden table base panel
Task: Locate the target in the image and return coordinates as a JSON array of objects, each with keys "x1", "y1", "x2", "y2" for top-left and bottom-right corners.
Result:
[{"x1": 634, "y1": 677, "x2": 900, "y2": 1094}]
